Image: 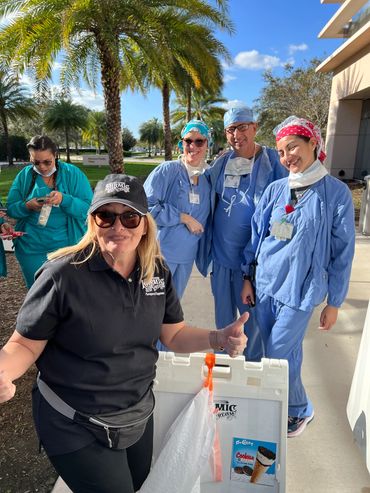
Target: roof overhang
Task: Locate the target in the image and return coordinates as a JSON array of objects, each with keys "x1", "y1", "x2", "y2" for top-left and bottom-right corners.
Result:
[
  {"x1": 319, "y1": 0, "x2": 368, "y2": 38},
  {"x1": 317, "y1": 19, "x2": 370, "y2": 72}
]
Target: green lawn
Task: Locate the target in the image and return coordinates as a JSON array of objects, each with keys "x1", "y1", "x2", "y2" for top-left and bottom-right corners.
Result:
[{"x1": 0, "y1": 162, "x2": 157, "y2": 203}]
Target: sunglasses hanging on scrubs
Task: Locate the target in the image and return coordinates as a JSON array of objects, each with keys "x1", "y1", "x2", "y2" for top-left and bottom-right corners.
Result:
[{"x1": 92, "y1": 210, "x2": 143, "y2": 229}]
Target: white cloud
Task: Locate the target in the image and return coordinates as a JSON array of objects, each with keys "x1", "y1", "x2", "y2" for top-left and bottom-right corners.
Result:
[
  {"x1": 234, "y1": 50, "x2": 282, "y2": 70},
  {"x1": 19, "y1": 73, "x2": 34, "y2": 88},
  {"x1": 221, "y1": 60, "x2": 234, "y2": 71},
  {"x1": 9, "y1": 73, "x2": 104, "y2": 110},
  {"x1": 224, "y1": 74, "x2": 237, "y2": 83},
  {"x1": 52, "y1": 62, "x2": 63, "y2": 71},
  {"x1": 222, "y1": 100, "x2": 247, "y2": 110},
  {"x1": 71, "y1": 87, "x2": 104, "y2": 110},
  {"x1": 288, "y1": 43, "x2": 308, "y2": 55},
  {"x1": 0, "y1": 12, "x2": 17, "y2": 28}
]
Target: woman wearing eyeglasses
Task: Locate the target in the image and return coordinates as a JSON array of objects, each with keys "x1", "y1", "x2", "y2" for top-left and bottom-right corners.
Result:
[
  {"x1": 144, "y1": 120, "x2": 211, "y2": 307},
  {"x1": 6, "y1": 135, "x2": 93, "y2": 288},
  {"x1": 0, "y1": 174, "x2": 247, "y2": 493}
]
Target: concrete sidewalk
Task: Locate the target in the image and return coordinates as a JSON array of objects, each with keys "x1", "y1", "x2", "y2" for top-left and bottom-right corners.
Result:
[{"x1": 53, "y1": 234, "x2": 370, "y2": 493}]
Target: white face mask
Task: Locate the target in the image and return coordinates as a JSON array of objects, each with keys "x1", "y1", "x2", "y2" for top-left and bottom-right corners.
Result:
[
  {"x1": 181, "y1": 156, "x2": 208, "y2": 178},
  {"x1": 224, "y1": 155, "x2": 255, "y2": 176},
  {"x1": 288, "y1": 159, "x2": 328, "y2": 189},
  {"x1": 33, "y1": 165, "x2": 57, "y2": 177}
]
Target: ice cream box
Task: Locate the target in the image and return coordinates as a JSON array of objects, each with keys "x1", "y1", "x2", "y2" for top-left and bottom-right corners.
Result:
[{"x1": 153, "y1": 353, "x2": 288, "y2": 493}]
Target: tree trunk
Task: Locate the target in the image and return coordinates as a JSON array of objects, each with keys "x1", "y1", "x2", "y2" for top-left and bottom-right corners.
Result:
[
  {"x1": 186, "y1": 86, "x2": 192, "y2": 122},
  {"x1": 1, "y1": 115, "x2": 13, "y2": 166},
  {"x1": 65, "y1": 127, "x2": 70, "y2": 163},
  {"x1": 95, "y1": 32, "x2": 123, "y2": 173},
  {"x1": 162, "y1": 81, "x2": 172, "y2": 161},
  {"x1": 97, "y1": 131, "x2": 101, "y2": 155}
]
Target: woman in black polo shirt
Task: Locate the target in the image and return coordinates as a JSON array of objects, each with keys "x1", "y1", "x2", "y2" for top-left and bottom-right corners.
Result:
[{"x1": 0, "y1": 174, "x2": 247, "y2": 493}]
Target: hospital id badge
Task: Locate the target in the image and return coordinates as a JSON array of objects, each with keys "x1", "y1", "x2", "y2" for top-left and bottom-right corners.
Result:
[
  {"x1": 224, "y1": 175, "x2": 241, "y2": 188},
  {"x1": 189, "y1": 192, "x2": 200, "y2": 204},
  {"x1": 271, "y1": 221, "x2": 294, "y2": 241}
]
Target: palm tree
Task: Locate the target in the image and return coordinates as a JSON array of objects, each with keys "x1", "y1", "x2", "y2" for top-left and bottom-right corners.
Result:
[
  {"x1": 140, "y1": 14, "x2": 232, "y2": 161},
  {"x1": 171, "y1": 92, "x2": 227, "y2": 127},
  {"x1": 44, "y1": 99, "x2": 88, "y2": 163},
  {"x1": 0, "y1": 0, "x2": 232, "y2": 173},
  {"x1": 82, "y1": 111, "x2": 107, "y2": 154},
  {"x1": 0, "y1": 70, "x2": 37, "y2": 166},
  {"x1": 139, "y1": 118, "x2": 162, "y2": 158}
]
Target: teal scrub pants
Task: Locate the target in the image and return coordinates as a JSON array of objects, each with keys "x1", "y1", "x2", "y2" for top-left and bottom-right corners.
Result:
[{"x1": 15, "y1": 250, "x2": 47, "y2": 289}]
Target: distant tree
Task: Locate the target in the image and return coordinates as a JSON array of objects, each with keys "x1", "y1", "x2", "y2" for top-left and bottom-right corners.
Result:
[
  {"x1": 0, "y1": 134, "x2": 28, "y2": 161},
  {"x1": 122, "y1": 127, "x2": 137, "y2": 152},
  {"x1": 44, "y1": 99, "x2": 88, "y2": 162},
  {"x1": 0, "y1": 70, "x2": 37, "y2": 165},
  {"x1": 82, "y1": 111, "x2": 107, "y2": 154},
  {"x1": 254, "y1": 59, "x2": 333, "y2": 147},
  {"x1": 139, "y1": 118, "x2": 162, "y2": 157},
  {"x1": 171, "y1": 92, "x2": 227, "y2": 127}
]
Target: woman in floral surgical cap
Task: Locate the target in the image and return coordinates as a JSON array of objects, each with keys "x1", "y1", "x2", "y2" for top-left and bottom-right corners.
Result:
[{"x1": 241, "y1": 116, "x2": 355, "y2": 437}]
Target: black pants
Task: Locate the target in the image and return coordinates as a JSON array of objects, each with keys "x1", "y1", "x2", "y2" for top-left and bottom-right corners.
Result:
[{"x1": 48, "y1": 416, "x2": 153, "y2": 493}]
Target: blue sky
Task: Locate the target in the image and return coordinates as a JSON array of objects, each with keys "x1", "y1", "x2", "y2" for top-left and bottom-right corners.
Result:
[{"x1": 17, "y1": 0, "x2": 344, "y2": 138}]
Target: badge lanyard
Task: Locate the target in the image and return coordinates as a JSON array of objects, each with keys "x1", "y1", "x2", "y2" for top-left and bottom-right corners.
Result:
[
  {"x1": 221, "y1": 153, "x2": 255, "y2": 217},
  {"x1": 270, "y1": 187, "x2": 309, "y2": 241},
  {"x1": 188, "y1": 179, "x2": 200, "y2": 213},
  {"x1": 270, "y1": 202, "x2": 295, "y2": 241}
]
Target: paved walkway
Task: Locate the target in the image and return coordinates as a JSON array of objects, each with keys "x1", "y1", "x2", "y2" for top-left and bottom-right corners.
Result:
[{"x1": 53, "y1": 234, "x2": 370, "y2": 493}]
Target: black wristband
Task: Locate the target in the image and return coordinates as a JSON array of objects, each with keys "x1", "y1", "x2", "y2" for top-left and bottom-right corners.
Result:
[{"x1": 243, "y1": 274, "x2": 252, "y2": 281}]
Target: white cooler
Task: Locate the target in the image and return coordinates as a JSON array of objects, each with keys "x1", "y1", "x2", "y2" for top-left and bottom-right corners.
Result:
[
  {"x1": 153, "y1": 353, "x2": 288, "y2": 493},
  {"x1": 347, "y1": 300, "x2": 370, "y2": 473}
]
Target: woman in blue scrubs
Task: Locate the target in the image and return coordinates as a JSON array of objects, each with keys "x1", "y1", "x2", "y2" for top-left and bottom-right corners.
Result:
[
  {"x1": 144, "y1": 120, "x2": 211, "y2": 300},
  {"x1": 241, "y1": 116, "x2": 355, "y2": 437},
  {"x1": 7, "y1": 135, "x2": 93, "y2": 288}
]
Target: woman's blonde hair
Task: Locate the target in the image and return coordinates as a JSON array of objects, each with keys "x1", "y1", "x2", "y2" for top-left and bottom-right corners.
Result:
[{"x1": 48, "y1": 212, "x2": 163, "y2": 282}]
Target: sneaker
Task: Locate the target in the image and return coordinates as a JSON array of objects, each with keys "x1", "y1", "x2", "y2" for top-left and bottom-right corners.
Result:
[{"x1": 287, "y1": 412, "x2": 314, "y2": 438}]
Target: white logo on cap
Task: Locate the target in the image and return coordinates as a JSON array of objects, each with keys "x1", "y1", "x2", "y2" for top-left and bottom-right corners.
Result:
[{"x1": 105, "y1": 182, "x2": 130, "y2": 193}]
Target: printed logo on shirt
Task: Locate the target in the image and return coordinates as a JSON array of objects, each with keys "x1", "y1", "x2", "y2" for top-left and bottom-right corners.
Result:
[
  {"x1": 105, "y1": 182, "x2": 130, "y2": 194},
  {"x1": 141, "y1": 277, "x2": 165, "y2": 296}
]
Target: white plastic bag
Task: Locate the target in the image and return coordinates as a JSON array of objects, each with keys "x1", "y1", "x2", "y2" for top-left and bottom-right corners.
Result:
[{"x1": 139, "y1": 385, "x2": 216, "y2": 493}]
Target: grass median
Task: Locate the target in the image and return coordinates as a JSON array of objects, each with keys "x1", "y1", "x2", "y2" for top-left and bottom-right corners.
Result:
[{"x1": 0, "y1": 161, "x2": 158, "y2": 202}]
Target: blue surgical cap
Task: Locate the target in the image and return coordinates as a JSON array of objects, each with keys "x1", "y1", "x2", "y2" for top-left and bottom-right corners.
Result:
[
  {"x1": 223, "y1": 106, "x2": 254, "y2": 128},
  {"x1": 178, "y1": 119, "x2": 211, "y2": 150},
  {"x1": 181, "y1": 119, "x2": 210, "y2": 139}
]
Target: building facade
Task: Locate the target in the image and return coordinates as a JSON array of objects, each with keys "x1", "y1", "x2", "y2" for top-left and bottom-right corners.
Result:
[{"x1": 317, "y1": 0, "x2": 370, "y2": 180}]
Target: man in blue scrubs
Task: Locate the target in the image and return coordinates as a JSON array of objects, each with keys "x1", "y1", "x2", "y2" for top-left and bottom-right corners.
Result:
[{"x1": 197, "y1": 106, "x2": 287, "y2": 361}]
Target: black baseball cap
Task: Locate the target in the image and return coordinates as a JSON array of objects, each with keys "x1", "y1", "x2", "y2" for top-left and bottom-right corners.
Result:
[{"x1": 89, "y1": 174, "x2": 148, "y2": 215}]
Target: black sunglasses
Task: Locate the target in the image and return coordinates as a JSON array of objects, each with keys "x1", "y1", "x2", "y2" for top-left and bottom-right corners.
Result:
[
  {"x1": 30, "y1": 159, "x2": 54, "y2": 166},
  {"x1": 92, "y1": 210, "x2": 143, "y2": 229},
  {"x1": 182, "y1": 138, "x2": 207, "y2": 147}
]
